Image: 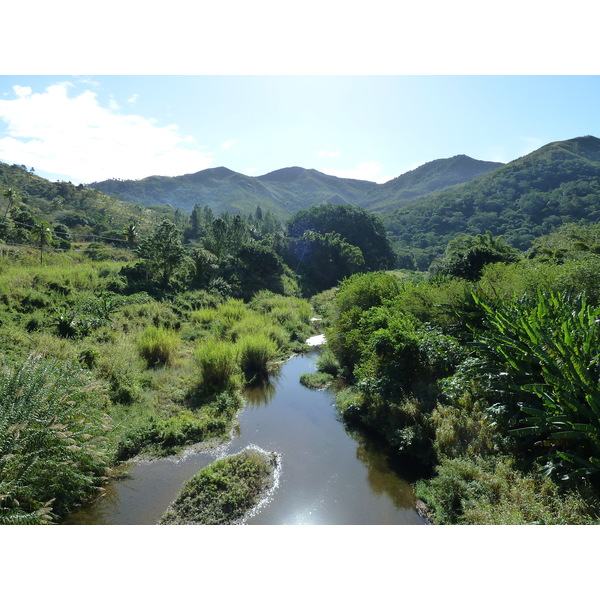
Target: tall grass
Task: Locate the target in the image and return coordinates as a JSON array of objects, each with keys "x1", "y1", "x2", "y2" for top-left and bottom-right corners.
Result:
[
  {"x1": 0, "y1": 358, "x2": 110, "y2": 524},
  {"x1": 136, "y1": 325, "x2": 180, "y2": 367},
  {"x1": 195, "y1": 339, "x2": 241, "y2": 389},
  {"x1": 238, "y1": 333, "x2": 278, "y2": 378}
]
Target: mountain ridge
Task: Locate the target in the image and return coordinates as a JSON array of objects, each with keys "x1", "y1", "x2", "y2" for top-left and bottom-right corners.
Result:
[
  {"x1": 384, "y1": 135, "x2": 600, "y2": 268},
  {"x1": 89, "y1": 154, "x2": 504, "y2": 220}
]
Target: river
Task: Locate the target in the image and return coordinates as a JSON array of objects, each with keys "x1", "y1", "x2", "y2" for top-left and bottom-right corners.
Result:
[{"x1": 64, "y1": 344, "x2": 426, "y2": 525}]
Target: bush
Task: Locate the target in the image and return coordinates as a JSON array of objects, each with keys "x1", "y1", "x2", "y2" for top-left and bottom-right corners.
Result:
[
  {"x1": 136, "y1": 326, "x2": 180, "y2": 367},
  {"x1": 415, "y1": 455, "x2": 599, "y2": 524},
  {"x1": 315, "y1": 347, "x2": 341, "y2": 377},
  {"x1": 195, "y1": 339, "x2": 240, "y2": 389},
  {"x1": 238, "y1": 333, "x2": 277, "y2": 379},
  {"x1": 0, "y1": 358, "x2": 110, "y2": 523}
]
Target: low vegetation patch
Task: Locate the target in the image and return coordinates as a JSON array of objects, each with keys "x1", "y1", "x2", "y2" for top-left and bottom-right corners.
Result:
[
  {"x1": 299, "y1": 371, "x2": 334, "y2": 389},
  {"x1": 159, "y1": 447, "x2": 279, "y2": 524}
]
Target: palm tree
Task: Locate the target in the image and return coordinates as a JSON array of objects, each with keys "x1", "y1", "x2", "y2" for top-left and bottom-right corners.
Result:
[
  {"x1": 31, "y1": 221, "x2": 52, "y2": 265},
  {"x1": 123, "y1": 222, "x2": 138, "y2": 248},
  {"x1": 3, "y1": 188, "x2": 18, "y2": 218}
]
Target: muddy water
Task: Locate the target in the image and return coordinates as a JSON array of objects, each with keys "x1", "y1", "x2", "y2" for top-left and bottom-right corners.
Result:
[{"x1": 64, "y1": 350, "x2": 426, "y2": 525}]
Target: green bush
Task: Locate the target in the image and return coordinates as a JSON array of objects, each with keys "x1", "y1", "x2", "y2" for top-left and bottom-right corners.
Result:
[
  {"x1": 315, "y1": 347, "x2": 341, "y2": 377},
  {"x1": 0, "y1": 358, "x2": 110, "y2": 524},
  {"x1": 136, "y1": 325, "x2": 180, "y2": 367},
  {"x1": 471, "y1": 291, "x2": 600, "y2": 480},
  {"x1": 415, "y1": 455, "x2": 599, "y2": 524},
  {"x1": 238, "y1": 333, "x2": 277, "y2": 379},
  {"x1": 195, "y1": 339, "x2": 241, "y2": 389}
]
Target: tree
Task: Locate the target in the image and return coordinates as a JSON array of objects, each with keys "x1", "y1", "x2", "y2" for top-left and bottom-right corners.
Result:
[
  {"x1": 136, "y1": 220, "x2": 187, "y2": 289},
  {"x1": 286, "y1": 203, "x2": 396, "y2": 271},
  {"x1": 123, "y1": 222, "x2": 139, "y2": 248},
  {"x1": 289, "y1": 230, "x2": 366, "y2": 294},
  {"x1": 3, "y1": 188, "x2": 18, "y2": 218},
  {"x1": 430, "y1": 231, "x2": 520, "y2": 280},
  {"x1": 31, "y1": 221, "x2": 53, "y2": 265}
]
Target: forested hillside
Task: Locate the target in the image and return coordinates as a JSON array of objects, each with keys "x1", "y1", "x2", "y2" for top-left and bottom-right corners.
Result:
[
  {"x1": 0, "y1": 161, "x2": 181, "y2": 253},
  {"x1": 89, "y1": 156, "x2": 502, "y2": 221},
  {"x1": 385, "y1": 135, "x2": 600, "y2": 269}
]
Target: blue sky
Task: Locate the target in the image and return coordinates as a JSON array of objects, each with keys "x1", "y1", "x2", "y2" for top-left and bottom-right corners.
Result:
[{"x1": 0, "y1": 75, "x2": 599, "y2": 185}]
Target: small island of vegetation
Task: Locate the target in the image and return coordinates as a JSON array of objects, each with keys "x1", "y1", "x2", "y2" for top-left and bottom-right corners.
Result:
[{"x1": 159, "y1": 447, "x2": 280, "y2": 525}]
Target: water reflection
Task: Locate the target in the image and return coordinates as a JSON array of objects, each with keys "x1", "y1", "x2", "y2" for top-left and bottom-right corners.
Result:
[
  {"x1": 353, "y1": 434, "x2": 418, "y2": 510},
  {"x1": 244, "y1": 371, "x2": 279, "y2": 406}
]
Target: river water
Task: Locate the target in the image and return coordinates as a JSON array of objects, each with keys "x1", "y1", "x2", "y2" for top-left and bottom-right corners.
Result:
[{"x1": 64, "y1": 347, "x2": 426, "y2": 525}]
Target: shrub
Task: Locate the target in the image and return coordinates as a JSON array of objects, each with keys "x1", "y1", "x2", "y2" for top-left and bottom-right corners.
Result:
[
  {"x1": 0, "y1": 358, "x2": 110, "y2": 523},
  {"x1": 315, "y1": 347, "x2": 341, "y2": 377},
  {"x1": 195, "y1": 339, "x2": 240, "y2": 389},
  {"x1": 471, "y1": 291, "x2": 600, "y2": 480},
  {"x1": 190, "y1": 307, "x2": 218, "y2": 326},
  {"x1": 238, "y1": 334, "x2": 277, "y2": 379},
  {"x1": 136, "y1": 326, "x2": 180, "y2": 367},
  {"x1": 415, "y1": 455, "x2": 599, "y2": 524}
]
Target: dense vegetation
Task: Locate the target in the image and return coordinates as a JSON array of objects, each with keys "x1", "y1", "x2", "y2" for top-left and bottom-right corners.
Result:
[
  {"x1": 159, "y1": 447, "x2": 279, "y2": 524},
  {"x1": 385, "y1": 136, "x2": 600, "y2": 269},
  {"x1": 4, "y1": 134, "x2": 600, "y2": 525},
  {"x1": 319, "y1": 224, "x2": 600, "y2": 523},
  {"x1": 0, "y1": 169, "x2": 397, "y2": 523}
]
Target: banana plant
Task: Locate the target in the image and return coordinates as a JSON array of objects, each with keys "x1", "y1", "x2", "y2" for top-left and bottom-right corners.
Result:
[{"x1": 470, "y1": 290, "x2": 600, "y2": 479}]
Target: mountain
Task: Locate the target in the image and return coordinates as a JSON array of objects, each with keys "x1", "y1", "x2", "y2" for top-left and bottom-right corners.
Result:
[
  {"x1": 384, "y1": 135, "x2": 600, "y2": 268},
  {"x1": 363, "y1": 155, "x2": 504, "y2": 211},
  {"x1": 89, "y1": 156, "x2": 501, "y2": 221},
  {"x1": 90, "y1": 166, "x2": 378, "y2": 221},
  {"x1": 0, "y1": 161, "x2": 179, "y2": 243}
]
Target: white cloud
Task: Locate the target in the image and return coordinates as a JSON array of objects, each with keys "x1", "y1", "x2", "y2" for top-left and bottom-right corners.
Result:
[
  {"x1": 316, "y1": 149, "x2": 340, "y2": 158},
  {"x1": 108, "y1": 96, "x2": 120, "y2": 111},
  {"x1": 13, "y1": 85, "x2": 32, "y2": 98},
  {"x1": 322, "y1": 161, "x2": 391, "y2": 183},
  {"x1": 244, "y1": 167, "x2": 260, "y2": 175},
  {"x1": 127, "y1": 94, "x2": 139, "y2": 104},
  {"x1": 221, "y1": 140, "x2": 235, "y2": 150},
  {"x1": 0, "y1": 83, "x2": 214, "y2": 182}
]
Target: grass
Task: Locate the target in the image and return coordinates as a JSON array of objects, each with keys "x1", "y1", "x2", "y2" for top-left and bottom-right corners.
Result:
[
  {"x1": 238, "y1": 333, "x2": 278, "y2": 378},
  {"x1": 300, "y1": 371, "x2": 334, "y2": 389},
  {"x1": 159, "y1": 447, "x2": 279, "y2": 524},
  {"x1": 136, "y1": 325, "x2": 180, "y2": 367},
  {"x1": 195, "y1": 338, "x2": 241, "y2": 389}
]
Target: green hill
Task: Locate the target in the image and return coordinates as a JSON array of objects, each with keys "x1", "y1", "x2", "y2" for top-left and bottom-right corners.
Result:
[
  {"x1": 89, "y1": 157, "x2": 499, "y2": 221},
  {"x1": 383, "y1": 135, "x2": 600, "y2": 268},
  {"x1": 364, "y1": 154, "x2": 503, "y2": 211},
  {"x1": 0, "y1": 161, "x2": 179, "y2": 248}
]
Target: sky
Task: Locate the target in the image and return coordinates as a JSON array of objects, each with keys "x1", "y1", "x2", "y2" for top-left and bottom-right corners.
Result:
[{"x1": 1, "y1": 75, "x2": 598, "y2": 185}]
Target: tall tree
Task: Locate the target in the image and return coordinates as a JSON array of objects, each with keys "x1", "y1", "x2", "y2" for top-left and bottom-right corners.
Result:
[{"x1": 136, "y1": 220, "x2": 187, "y2": 288}]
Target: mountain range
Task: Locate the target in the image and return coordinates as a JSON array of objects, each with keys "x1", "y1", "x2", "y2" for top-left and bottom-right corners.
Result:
[
  {"x1": 4, "y1": 135, "x2": 600, "y2": 270},
  {"x1": 89, "y1": 155, "x2": 504, "y2": 220},
  {"x1": 384, "y1": 135, "x2": 600, "y2": 267}
]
